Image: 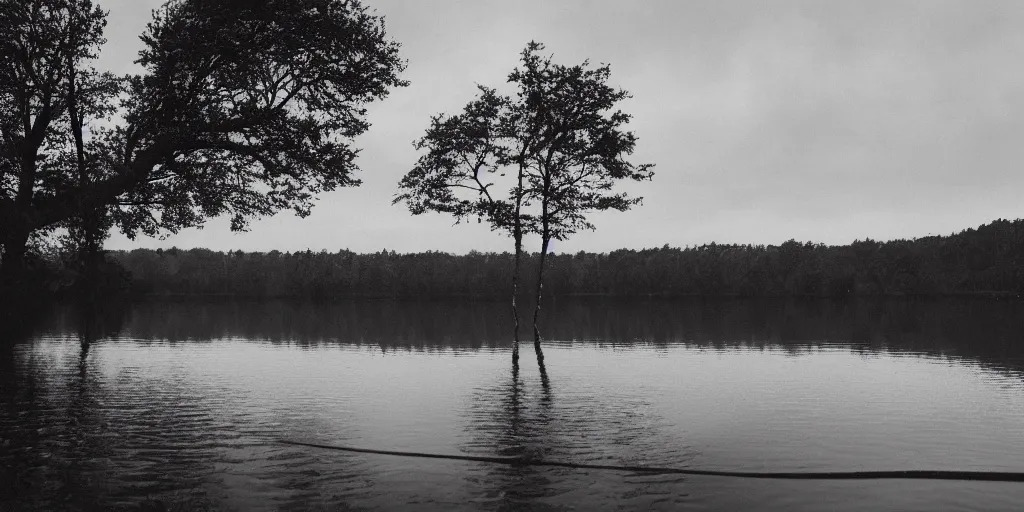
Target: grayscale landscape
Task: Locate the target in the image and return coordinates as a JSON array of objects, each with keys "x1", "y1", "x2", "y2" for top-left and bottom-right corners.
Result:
[{"x1": 3, "y1": 1, "x2": 1024, "y2": 511}]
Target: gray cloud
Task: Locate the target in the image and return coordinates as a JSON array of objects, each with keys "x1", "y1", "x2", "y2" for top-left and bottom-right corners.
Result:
[{"x1": 98, "y1": 0, "x2": 1024, "y2": 253}]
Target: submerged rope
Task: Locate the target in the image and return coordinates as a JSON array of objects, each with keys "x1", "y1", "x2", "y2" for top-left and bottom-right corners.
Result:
[{"x1": 279, "y1": 439, "x2": 1024, "y2": 482}]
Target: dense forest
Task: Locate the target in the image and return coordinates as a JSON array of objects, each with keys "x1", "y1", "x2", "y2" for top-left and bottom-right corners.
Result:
[{"x1": 99, "y1": 218, "x2": 1024, "y2": 299}]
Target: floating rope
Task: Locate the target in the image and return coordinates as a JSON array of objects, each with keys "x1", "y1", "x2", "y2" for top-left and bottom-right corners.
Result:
[{"x1": 279, "y1": 440, "x2": 1024, "y2": 482}]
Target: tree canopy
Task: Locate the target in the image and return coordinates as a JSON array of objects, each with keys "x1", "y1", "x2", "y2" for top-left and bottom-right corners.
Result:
[
  {"x1": 395, "y1": 42, "x2": 654, "y2": 241},
  {"x1": 511, "y1": 42, "x2": 654, "y2": 242},
  {"x1": 0, "y1": 0, "x2": 407, "y2": 283}
]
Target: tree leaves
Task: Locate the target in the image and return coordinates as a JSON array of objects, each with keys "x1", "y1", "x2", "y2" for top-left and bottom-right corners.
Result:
[
  {"x1": 1, "y1": 0, "x2": 408, "y2": 262},
  {"x1": 395, "y1": 41, "x2": 654, "y2": 243},
  {"x1": 111, "y1": 0, "x2": 407, "y2": 237}
]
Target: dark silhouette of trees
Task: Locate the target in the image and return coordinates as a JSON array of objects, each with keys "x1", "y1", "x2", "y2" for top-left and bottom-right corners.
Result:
[
  {"x1": 61, "y1": 0, "x2": 121, "y2": 294},
  {"x1": 0, "y1": 0, "x2": 115, "y2": 285},
  {"x1": 103, "y1": 219, "x2": 1024, "y2": 300},
  {"x1": 0, "y1": 0, "x2": 407, "y2": 288}
]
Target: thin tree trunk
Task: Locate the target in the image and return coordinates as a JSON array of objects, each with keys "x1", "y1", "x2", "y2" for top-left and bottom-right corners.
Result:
[
  {"x1": 510, "y1": 162, "x2": 527, "y2": 365},
  {"x1": 533, "y1": 152, "x2": 553, "y2": 362},
  {"x1": 68, "y1": 58, "x2": 100, "y2": 297},
  {"x1": 511, "y1": 229, "x2": 522, "y2": 364},
  {"x1": 533, "y1": 234, "x2": 549, "y2": 360}
]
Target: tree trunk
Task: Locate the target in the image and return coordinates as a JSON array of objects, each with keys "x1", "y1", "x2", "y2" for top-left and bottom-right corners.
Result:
[
  {"x1": 511, "y1": 229, "x2": 522, "y2": 364},
  {"x1": 510, "y1": 164, "x2": 527, "y2": 365},
  {"x1": 69, "y1": 59, "x2": 101, "y2": 299},
  {"x1": 533, "y1": 234, "x2": 550, "y2": 361},
  {"x1": 78, "y1": 212, "x2": 103, "y2": 298},
  {"x1": 0, "y1": 230, "x2": 30, "y2": 289}
]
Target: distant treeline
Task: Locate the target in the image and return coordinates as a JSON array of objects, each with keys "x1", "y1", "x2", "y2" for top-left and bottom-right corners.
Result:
[{"x1": 109, "y1": 219, "x2": 1024, "y2": 299}]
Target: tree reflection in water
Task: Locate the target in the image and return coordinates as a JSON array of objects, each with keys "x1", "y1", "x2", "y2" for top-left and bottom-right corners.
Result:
[
  {"x1": 19, "y1": 297, "x2": 1020, "y2": 374},
  {"x1": 459, "y1": 347, "x2": 561, "y2": 508}
]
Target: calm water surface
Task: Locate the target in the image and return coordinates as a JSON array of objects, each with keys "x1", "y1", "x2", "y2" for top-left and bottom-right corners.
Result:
[{"x1": 3, "y1": 298, "x2": 1024, "y2": 511}]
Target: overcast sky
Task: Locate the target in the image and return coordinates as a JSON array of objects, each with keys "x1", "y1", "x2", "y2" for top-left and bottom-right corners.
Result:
[{"x1": 98, "y1": 0, "x2": 1024, "y2": 254}]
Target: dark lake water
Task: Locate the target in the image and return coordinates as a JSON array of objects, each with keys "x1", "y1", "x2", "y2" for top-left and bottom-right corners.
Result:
[{"x1": 3, "y1": 298, "x2": 1024, "y2": 511}]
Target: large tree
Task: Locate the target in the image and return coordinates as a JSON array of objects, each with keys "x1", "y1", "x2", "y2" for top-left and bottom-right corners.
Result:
[
  {"x1": 0, "y1": 0, "x2": 114, "y2": 282},
  {"x1": 395, "y1": 42, "x2": 653, "y2": 361},
  {"x1": 0, "y1": 0, "x2": 407, "y2": 286}
]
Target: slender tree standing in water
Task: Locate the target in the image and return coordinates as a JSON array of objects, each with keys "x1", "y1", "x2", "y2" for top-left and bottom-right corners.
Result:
[
  {"x1": 395, "y1": 86, "x2": 538, "y2": 362},
  {"x1": 512, "y1": 43, "x2": 654, "y2": 356},
  {"x1": 396, "y1": 41, "x2": 652, "y2": 364}
]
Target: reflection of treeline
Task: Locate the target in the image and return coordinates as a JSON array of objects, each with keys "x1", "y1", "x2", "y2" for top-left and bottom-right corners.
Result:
[
  {"x1": 109, "y1": 218, "x2": 1024, "y2": 298},
  {"x1": 35, "y1": 298, "x2": 1024, "y2": 372}
]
